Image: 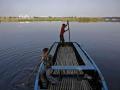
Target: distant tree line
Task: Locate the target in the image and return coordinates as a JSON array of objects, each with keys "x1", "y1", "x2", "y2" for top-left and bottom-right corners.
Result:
[{"x1": 0, "y1": 16, "x2": 120, "y2": 22}]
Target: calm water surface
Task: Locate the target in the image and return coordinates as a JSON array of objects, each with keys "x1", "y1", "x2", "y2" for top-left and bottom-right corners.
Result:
[{"x1": 0, "y1": 22, "x2": 120, "y2": 90}]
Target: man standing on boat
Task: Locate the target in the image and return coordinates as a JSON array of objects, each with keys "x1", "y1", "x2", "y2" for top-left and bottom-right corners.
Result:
[{"x1": 60, "y1": 23, "x2": 69, "y2": 43}]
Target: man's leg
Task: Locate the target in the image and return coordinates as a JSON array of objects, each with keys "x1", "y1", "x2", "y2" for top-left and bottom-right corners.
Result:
[
  {"x1": 62, "y1": 36, "x2": 64, "y2": 43},
  {"x1": 60, "y1": 35, "x2": 64, "y2": 43}
]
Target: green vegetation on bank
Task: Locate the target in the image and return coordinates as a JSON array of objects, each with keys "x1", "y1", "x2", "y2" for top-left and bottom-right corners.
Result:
[{"x1": 0, "y1": 17, "x2": 120, "y2": 22}]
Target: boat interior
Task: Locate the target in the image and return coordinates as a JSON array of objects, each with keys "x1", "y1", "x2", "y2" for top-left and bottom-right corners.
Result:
[{"x1": 38, "y1": 42, "x2": 104, "y2": 90}]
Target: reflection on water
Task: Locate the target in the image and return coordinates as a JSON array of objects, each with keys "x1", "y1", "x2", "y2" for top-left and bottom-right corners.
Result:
[
  {"x1": 0, "y1": 45, "x2": 42, "y2": 90},
  {"x1": 0, "y1": 22, "x2": 120, "y2": 90}
]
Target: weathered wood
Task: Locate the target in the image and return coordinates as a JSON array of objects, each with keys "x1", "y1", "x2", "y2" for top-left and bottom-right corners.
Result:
[
  {"x1": 48, "y1": 45, "x2": 92, "y2": 90},
  {"x1": 48, "y1": 77, "x2": 92, "y2": 90},
  {"x1": 55, "y1": 46, "x2": 79, "y2": 66}
]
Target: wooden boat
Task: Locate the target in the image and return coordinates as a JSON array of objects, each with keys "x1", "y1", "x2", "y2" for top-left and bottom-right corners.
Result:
[{"x1": 34, "y1": 42, "x2": 108, "y2": 90}]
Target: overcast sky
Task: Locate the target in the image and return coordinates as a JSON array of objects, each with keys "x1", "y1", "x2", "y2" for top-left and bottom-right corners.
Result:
[{"x1": 0, "y1": 0, "x2": 120, "y2": 17}]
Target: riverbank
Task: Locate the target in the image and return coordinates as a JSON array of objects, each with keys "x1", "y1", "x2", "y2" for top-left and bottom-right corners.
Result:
[{"x1": 0, "y1": 17, "x2": 120, "y2": 22}]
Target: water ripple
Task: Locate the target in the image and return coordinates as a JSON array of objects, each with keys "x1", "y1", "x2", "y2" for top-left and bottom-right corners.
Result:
[{"x1": 0, "y1": 46, "x2": 42, "y2": 90}]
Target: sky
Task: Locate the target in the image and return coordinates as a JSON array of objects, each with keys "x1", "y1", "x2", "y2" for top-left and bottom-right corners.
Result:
[{"x1": 0, "y1": 0, "x2": 120, "y2": 17}]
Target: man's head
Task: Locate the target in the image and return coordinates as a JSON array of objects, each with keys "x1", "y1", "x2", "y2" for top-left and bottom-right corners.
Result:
[
  {"x1": 62, "y1": 24, "x2": 67, "y2": 27},
  {"x1": 43, "y1": 48, "x2": 48, "y2": 54}
]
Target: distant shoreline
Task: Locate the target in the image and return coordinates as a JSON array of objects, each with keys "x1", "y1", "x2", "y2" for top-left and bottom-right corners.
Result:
[{"x1": 0, "y1": 17, "x2": 120, "y2": 22}]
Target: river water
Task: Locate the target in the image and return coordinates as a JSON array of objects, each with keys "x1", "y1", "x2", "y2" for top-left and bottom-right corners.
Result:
[{"x1": 0, "y1": 22, "x2": 120, "y2": 90}]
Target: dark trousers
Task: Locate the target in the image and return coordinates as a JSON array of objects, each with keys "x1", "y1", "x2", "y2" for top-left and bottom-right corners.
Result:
[{"x1": 60, "y1": 35, "x2": 64, "y2": 43}]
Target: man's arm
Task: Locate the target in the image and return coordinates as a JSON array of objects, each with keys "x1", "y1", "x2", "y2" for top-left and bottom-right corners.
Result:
[
  {"x1": 65, "y1": 24, "x2": 69, "y2": 32},
  {"x1": 65, "y1": 28, "x2": 69, "y2": 32}
]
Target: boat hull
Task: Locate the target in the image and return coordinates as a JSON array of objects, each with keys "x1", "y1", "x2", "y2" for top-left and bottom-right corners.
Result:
[{"x1": 34, "y1": 42, "x2": 108, "y2": 90}]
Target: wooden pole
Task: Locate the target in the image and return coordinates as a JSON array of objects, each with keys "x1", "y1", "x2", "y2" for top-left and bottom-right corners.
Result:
[{"x1": 67, "y1": 20, "x2": 70, "y2": 42}]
